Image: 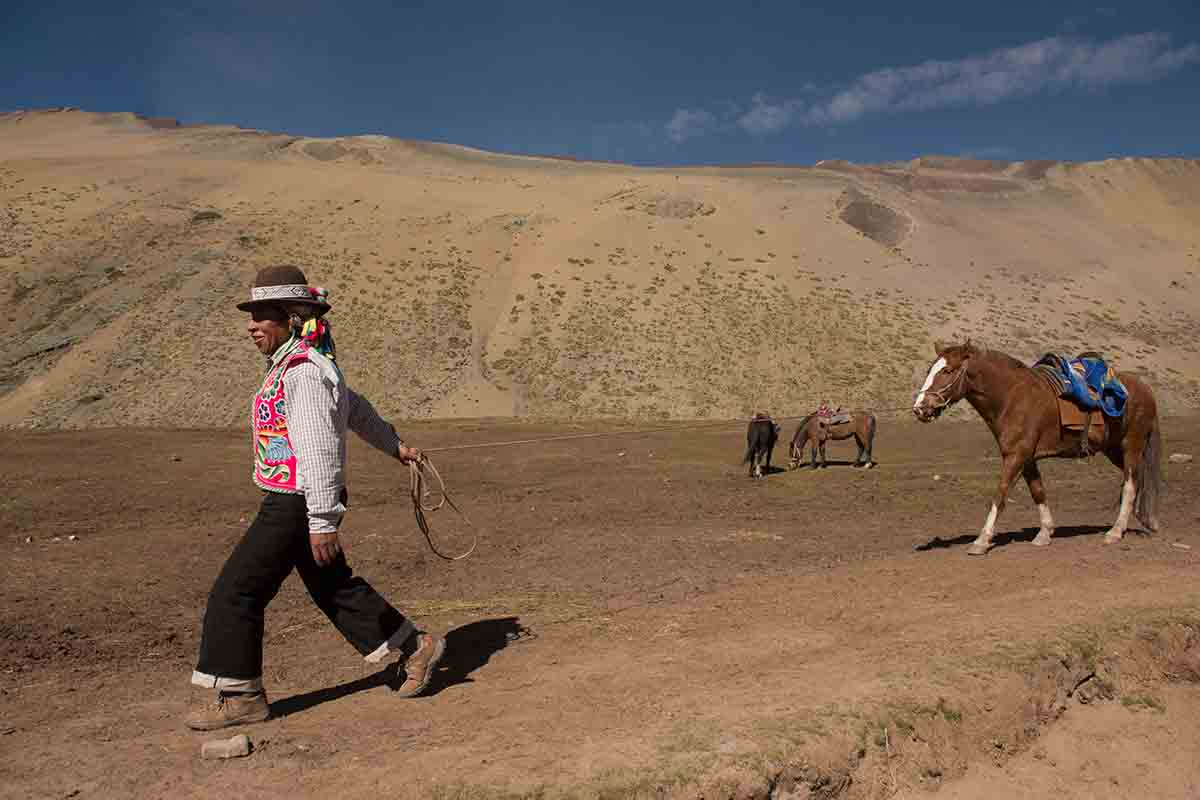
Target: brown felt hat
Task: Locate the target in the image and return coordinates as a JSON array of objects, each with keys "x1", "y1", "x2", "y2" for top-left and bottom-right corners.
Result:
[{"x1": 236, "y1": 265, "x2": 331, "y2": 314}]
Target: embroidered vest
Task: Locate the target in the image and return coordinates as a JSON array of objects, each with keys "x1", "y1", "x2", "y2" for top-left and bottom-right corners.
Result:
[{"x1": 252, "y1": 343, "x2": 311, "y2": 493}]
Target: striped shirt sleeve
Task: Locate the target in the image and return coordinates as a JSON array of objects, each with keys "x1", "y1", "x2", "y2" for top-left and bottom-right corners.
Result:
[
  {"x1": 347, "y1": 388, "x2": 402, "y2": 456},
  {"x1": 282, "y1": 362, "x2": 346, "y2": 534}
]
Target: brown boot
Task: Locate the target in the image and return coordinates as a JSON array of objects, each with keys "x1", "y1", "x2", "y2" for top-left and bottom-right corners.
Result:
[
  {"x1": 395, "y1": 633, "x2": 446, "y2": 698},
  {"x1": 185, "y1": 691, "x2": 270, "y2": 731}
]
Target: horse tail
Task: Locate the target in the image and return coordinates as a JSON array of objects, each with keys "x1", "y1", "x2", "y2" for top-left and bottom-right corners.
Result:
[
  {"x1": 1134, "y1": 417, "x2": 1163, "y2": 531},
  {"x1": 867, "y1": 413, "x2": 877, "y2": 445}
]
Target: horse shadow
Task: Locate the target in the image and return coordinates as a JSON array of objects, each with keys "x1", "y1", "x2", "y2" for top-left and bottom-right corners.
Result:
[
  {"x1": 270, "y1": 617, "x2": 531, "y2": 719},
  {"x1": 793, "y1": 459, "x2": 865, "y2": 470},
  {"x1": 913, "y1": 524, "x2": 1116, "y2": 552}
]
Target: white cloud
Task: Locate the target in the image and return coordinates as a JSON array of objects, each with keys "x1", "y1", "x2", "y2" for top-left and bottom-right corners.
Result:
[
  {"x1": 807, "y1": 32, "x2": 1200, "y2": 124},
  {"x1": 737, "y1": 93, "x2": 801, "y2": 136},
  {"x1": 671, "y1": 32, "x2": 1200, "y2": 140},
  {"x1": 665, "y1": 108, "x2": 716, "y2": 143}
]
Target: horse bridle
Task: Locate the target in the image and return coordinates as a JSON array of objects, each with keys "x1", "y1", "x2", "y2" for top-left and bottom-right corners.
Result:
[{"x1": 919, "y1": 361, "x2": 970, "y2": 413}]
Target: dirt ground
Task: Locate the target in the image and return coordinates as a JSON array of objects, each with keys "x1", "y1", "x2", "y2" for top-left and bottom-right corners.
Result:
[{"x1": 2, "y1": 415, "x2": 1199, "y2": 799}]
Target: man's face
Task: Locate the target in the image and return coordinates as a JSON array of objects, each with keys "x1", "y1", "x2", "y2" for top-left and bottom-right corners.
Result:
[{"x1": 245, "y1": 306, "x2": 291, "y2": 355}]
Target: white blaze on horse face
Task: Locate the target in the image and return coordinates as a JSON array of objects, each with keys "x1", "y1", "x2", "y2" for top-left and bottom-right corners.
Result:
[{"x1": 915, "y1": 357, "x2": 948, "y2": 410}]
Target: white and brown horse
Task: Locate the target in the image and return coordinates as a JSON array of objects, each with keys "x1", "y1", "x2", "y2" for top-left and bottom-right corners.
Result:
[
  {"x1": 913, "y1": 341, "x2": 1162, "y2": 555},
  {"x1": 787, "y1": 411, "x2": 878, "y2": 469}
]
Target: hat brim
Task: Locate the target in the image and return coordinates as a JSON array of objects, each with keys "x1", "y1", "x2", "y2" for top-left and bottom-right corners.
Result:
[{"x1": 237, "y1": 298, "x2": 331, "y2": 314}]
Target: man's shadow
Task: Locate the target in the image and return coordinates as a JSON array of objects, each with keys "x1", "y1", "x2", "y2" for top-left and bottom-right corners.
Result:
[
  {"x1": 270, "y1": 617, "x2": 531, "y2": 719},
  {"x1": 913, "y1": 524, "x2": 1115, "y2": 552}
]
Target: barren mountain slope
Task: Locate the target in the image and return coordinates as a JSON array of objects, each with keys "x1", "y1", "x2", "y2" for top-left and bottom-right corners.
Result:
[{"x1": 2, "y1": 109, "x2": 1198, "y2": 427}]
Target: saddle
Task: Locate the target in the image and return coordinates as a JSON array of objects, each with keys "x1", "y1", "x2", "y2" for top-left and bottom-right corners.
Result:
[
  {"x1": 1033, "y1": 367, "x2": 1106, "y2": 456},
  {"x1": 1060, "y1": 400, "x2": 1104, "y2": 450}
]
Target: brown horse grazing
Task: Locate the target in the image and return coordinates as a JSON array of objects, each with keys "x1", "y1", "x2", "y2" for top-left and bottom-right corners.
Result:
[
  {"x1": 913, "y1": 341, "x2": 1162, "y2": 556},
  {"x1": 788, "y1": 411, "x2": 878, "y2": 469}
]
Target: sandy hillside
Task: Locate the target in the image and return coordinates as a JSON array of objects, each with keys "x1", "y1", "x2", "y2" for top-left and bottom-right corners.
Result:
[{"x1": 2, "y1": 108, "x2": 1199, "y2": 428}]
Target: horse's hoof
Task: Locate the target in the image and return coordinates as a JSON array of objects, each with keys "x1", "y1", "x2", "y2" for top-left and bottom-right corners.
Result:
[
  {"x1": 967, "y1": 543, "x2": 992, "y2": 556},
  {"x1": 1032, "y1": 532, "x2": 1053, "y2": 547},
  {"x1": 1103, "y1": 531, "x2": 1123, "y2": 544}
]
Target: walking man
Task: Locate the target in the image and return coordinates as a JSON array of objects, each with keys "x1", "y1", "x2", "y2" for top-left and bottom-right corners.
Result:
[{"x1": 187, "y1": 265, "x2": 445, "y2": 731}]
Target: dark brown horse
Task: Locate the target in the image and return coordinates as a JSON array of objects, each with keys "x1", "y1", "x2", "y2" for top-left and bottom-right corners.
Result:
[
  {"x1": 787, "y1": 411, "x2": 878, "y2": 469},
  {"x1": 913, "y1": 341, "x2": 1162, "y2": 555},
  {"x1": 744, "y1": 415, "x2": 781, "y2": 478}
]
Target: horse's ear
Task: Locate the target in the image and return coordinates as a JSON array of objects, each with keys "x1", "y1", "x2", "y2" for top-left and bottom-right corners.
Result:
[
  {"x1": 963, "y1": 338, "x2": 979, "y2": 357},
  {"x1": 934, "y1": 341, "x2": 947, "y2": 357}
]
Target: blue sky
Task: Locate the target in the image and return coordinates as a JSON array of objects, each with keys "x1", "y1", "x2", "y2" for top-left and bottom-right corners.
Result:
[{"x1": 3, "y1": 0, "x2": 1198, "y2": 165}]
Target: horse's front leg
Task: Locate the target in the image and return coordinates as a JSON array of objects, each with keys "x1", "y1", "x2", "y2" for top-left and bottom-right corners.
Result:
[
  {"x1": 1024, "y1": 461, "x2": 1056, "y2": 547},
  {"x1": 968, "y1": 454, "x2": 1025, "y2": 556}
]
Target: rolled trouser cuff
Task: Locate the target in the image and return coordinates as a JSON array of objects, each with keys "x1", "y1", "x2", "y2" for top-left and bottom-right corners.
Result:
[
  {"x1": 363, "y1": 620, "x2": 418, "y2": 664},
  {"x1": 191, "y1": 670, "x2": 264, "y2": 692}
]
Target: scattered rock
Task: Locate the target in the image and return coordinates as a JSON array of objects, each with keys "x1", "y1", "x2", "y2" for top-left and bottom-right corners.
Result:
[
  {"x1": 170, "y1": 454, "x2": 182, "y2": 462},
  {"x1": 23, "y1": 536, "x2": 32, "y2": 544},
  {"x1": 67, "y1": 535, "x2": 78, "y2": 542},
  {"x1": 634, "y1": 195, "x2": 716, "y2": 219},
  {"x1": 0, "y1": 724, "x2": 15, "y2": 735},
  {"x1": 1168, "y1": 453, "x2": 1192, "y2": 464},
  {"x1": 201, "y1": 733, "x2": 252, "y2": 759},
  {"x1": 190, "y1": 210, "x2": 222, "y2": 223},
  {"x1": 1171, "y1": 542, "x2": 1192, "y2": 551},
  {"x1": 933, "y1": 474, "x2": 942, "y2": 481},
  {"x1": 617, "y1": 451, "x2": 626, "y2": 457}
]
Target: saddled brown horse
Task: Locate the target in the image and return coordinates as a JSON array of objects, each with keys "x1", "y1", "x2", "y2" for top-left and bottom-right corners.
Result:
[
  {"x1": 913, "y1": 341, "x2": 1162, "y2": 555},
  {"x1": 788, "y1": 411, "x2": 878, "y2": 469}
]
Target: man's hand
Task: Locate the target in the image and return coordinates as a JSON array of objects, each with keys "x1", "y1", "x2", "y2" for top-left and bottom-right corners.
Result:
[
  {"x1": 310, "y1": 531, "x2": 342, "y2": 566},
  {"x1": 396, "y1": 444, "x2": 422, "y2": 464}
]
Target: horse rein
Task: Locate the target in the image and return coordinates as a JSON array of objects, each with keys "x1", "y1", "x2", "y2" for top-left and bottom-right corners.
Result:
[{"x1": 407, "y1": 454, "x2": 478, "y2": 561}]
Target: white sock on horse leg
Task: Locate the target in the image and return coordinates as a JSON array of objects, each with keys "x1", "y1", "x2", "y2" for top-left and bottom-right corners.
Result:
[
  {"x1": 1038, "y1": 503, "x2": 1055, "y2": 531},
  {"x1": 979, "y1": 503, "x2": 999, "y2": 541}
]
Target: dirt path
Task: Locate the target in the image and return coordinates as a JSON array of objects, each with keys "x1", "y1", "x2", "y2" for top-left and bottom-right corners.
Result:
[
  {"x1": 2, "y1": 416, "x2": 1198, "y2": 799},
  {"x1": 937, "y1": 685, "x2": 1200, "y2": 799}
]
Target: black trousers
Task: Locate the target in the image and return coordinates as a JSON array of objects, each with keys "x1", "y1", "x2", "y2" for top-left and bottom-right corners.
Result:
[{"x1": 195, "y1": 491, "x2": 412, "y2": 683}]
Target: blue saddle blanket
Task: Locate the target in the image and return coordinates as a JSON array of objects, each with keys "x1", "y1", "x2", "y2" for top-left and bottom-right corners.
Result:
[{"x1": 1033, "y1": 353, "x2": 1127, "y2": 417}]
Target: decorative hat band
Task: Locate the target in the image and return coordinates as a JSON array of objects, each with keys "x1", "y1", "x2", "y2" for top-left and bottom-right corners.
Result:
[{"x1": 247, "y1": 284, "x2": 329, "y2": 304}]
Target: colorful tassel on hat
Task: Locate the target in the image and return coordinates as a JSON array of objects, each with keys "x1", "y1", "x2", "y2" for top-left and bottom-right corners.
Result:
[{"x1": 299, "y1": 316, "x2": 336, "y2": 360}]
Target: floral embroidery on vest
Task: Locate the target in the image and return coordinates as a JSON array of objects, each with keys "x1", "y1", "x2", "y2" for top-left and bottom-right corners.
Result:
[{"x1": 252, "y1": 342, "x2": 310, "y2": 493}]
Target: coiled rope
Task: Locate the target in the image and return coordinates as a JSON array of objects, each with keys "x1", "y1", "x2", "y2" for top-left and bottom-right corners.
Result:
[{"x1": 408, "y1": 455, "x2": 478, "y2": 561}]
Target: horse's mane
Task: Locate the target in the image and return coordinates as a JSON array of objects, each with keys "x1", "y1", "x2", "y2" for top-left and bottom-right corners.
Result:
[
  {"x1": 974, "y1": 347, "x2": 1034, "y2": 373},
  {"x1": 944, "y1": 341, "x2": 1028, "y2": 372}
]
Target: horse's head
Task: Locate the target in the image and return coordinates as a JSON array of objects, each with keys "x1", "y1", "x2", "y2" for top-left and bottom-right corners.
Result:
[{"x1": 913, "y1": 340, "x2": 977, "y2": 422}]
